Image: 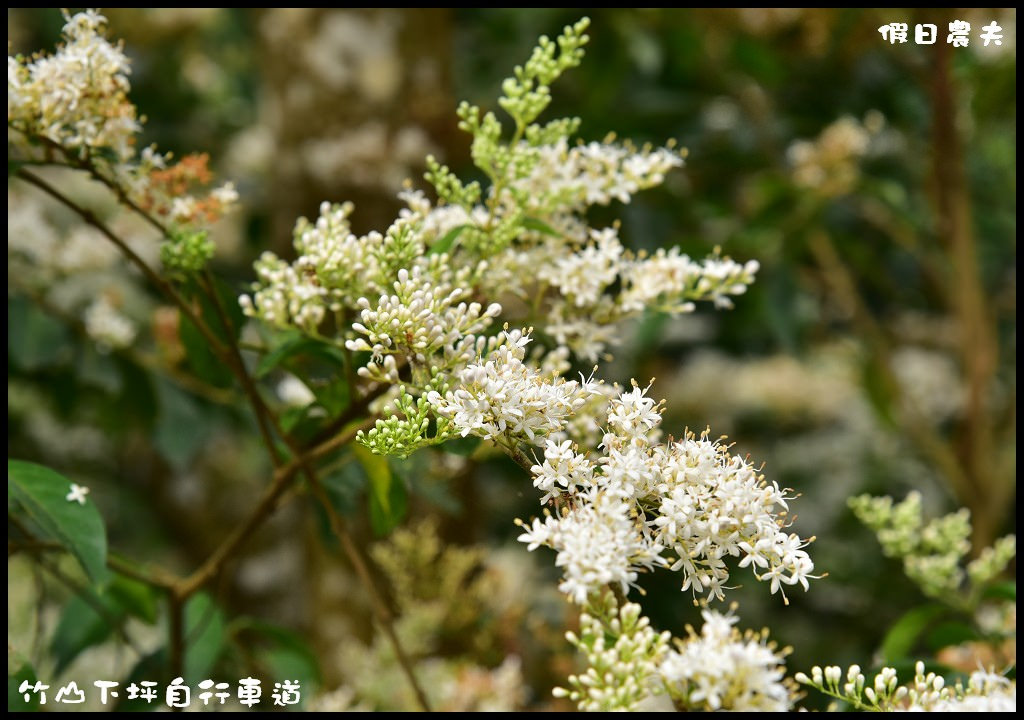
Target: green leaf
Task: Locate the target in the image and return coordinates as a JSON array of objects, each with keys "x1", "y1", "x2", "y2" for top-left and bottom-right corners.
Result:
[
  {"x1": 8, "y1": 460, "x2": 109, "y2": 586},
  {"x1": 108, "y1": 573, "x2": 160, "y2": 624},
  {"x1": 77, "y1": 345, "x2": 122, "y2": 394},
  {"x1": 353, "y1": 445, "x2": 406, "y2": 536},
  {"x1": 198, "y1": 277, "x2": 247, "y2": 345},
  {"x1": 879, "y1": 603, "x2": 947, "y2": 662},
  {"x1": 255, "y1": 331, "x2": 345, "y2": 379},
  {"x1": 50, "y1": 593, "x2": 118, "y2": 674},
  {"x1": 48, "y1": 572, "x2": 160, "y2": 674},
  {"x1": 179, "y1": 311, "x2": 233, "y2": 388},
  {"x1": 319, "y1": 464, "x2": 366, "y2": 516},
  {"x1": 522, "y1": 216, "x2": 562, "y2": 237},
  {"x1": 231, "y1": 619, "x2": 321, "y2": 710},
  {"x1": 8, "y1": 655, "x2": 40, "y2": 712},
  {"x1": 983, "y1": 580, "x2": 1016, "y2": 602},
  {"x1": 154, "y1": 380, "x2": 214, "y2": 471},
  {"x1": 428, "y1": 224, "x2": 470, "y2": 256},
  {"x1": 927, "y1": 621, "x2": 980, "y2": 652},
  {"x1": 310, "y1": 377, "x2": 350, "y2": 417},
  {"x1": 7, "y1": 296, "x2": 71, "y2": 370},
  {"x1": 113, "y1": 649, "x2": 168, "y2": 712},
  {"x1": 184, "y1": 593, "x2": 226, "y2": 684}
]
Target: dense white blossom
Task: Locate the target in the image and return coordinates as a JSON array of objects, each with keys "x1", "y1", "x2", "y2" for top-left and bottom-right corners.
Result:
[
  {"x1": 8, "y1": 10, "x2": 138, "y2": 161},
  {"x1": 516, "y1": 382, "x2": 815, "y2": 604},
  {"x1": 428, "y1": 330, "x2": 597, "y2": 445},
  {"x1": 660, "y1": 608, "x2": 791, "y2": 712},
  {"x1": 517, "y1": 489, "x2": 664, "y2": 604}
]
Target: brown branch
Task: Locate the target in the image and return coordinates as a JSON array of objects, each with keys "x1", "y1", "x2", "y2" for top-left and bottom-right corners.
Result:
[
  {"x1": 807, "y1": 231, "x2": 972, "y2": 502},
  {"x1": 930, "y1": 35, "x2": 1005, "y2": 549},
  {"x1": 199, "y1": 270, "x2": 281, "y2": 456},
  {"x1": 306, "y1": 476, "x2": 433, "y2": 712},
  {"x1": 225, "y1": 356, "x2": 433, "y2": 711},
  {"x1": 16, "y1": 143, "x2": 431, "y2": 704}
]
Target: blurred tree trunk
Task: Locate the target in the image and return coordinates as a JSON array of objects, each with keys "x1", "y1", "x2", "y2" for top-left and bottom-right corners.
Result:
[{"x1": 255, "y1": 8, "x2": 460, "y2": 243}]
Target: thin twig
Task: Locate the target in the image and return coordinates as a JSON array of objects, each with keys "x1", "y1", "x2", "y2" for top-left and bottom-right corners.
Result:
[
  {"x1": 306, "y1": 476, "x2": 433, "y2": 712},
  {"x1": 807, "y1": 230, "x2": 971, "y2": 501},
  {"x1": 15, "y1": 168, "x2": 228, "y2": 359},
  {"x1": 9, "y1": 277, "x2": 237, "y2": 406},
  {"x1": 212, "y1": 320, "x2": 433, "y2": 711}
]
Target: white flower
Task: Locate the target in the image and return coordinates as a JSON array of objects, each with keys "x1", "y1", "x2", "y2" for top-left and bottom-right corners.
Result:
[
  {"x1": 659, "y1": 608, "x2": 792, "y2": 711},
  {"x1": 429, "y1": 329, "x2": 596, "y2": 445},
  {"x1": 517, "y1": 488, "x2": 664, "y2": 604},
  {"x1": 66, "y1": 483, "x2": 90, "y2": 505}
]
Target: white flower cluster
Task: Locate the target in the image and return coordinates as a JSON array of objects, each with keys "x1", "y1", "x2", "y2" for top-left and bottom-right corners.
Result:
[
  {"x1": 914, "y1": 670, "x2": 1016, "y2": 712},
  {"x1": 518, "y1": 489, "x2": 664, "y2": 604},
  {"x1": 511, "y1": 137, "x2": 684, "y2": 214},
  {"x1": 10, "y1": 11, "x2": 236, "y2": 278},
  {"x1": 660, "y1": 608, "x2": 792, "y2": 712},
  {"x1": 515, "y1": 382, "x2": 815, "y2": 604},
  {"x1": 242, "y1": 123, "x2": 757, "y2": 366},
  {"x1": 555, "y1": 594, "x2": 671, "y2": 712},
  {"x1": 796, "y1": 662, "x2": 1016, "y2": 712},
  {"x1": 8, "y1": 10, "x2": 138, "y2": 162},
  {"x1": 428, "y1": 330, "x2": 597, "y2": 445},
  {"x1": 347, "y1": 266, "x2": 501, "y2": 375}
]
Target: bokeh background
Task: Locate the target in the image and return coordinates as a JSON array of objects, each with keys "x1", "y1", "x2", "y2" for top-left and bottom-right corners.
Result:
[{"x1": 8, "y1": 8, "x2": 1016, "y2": 711}]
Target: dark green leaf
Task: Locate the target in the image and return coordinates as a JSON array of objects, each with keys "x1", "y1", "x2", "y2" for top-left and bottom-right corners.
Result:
[
  {"x1": 927, "y1": 621, "x2": 980, "y2": 652},
  {"x1": 198, "y1": 277, "x2": 247, "y2": 345},
  {"x1": 113, "y1": 649, "x2": 168, "y2": 712},
  {"x1": 231, "y1": 619, "x2": 321, "y2": 709},
  {"x1": 77, "y1": 345, "x2": 121, "y2": 394},
  {"x1": 879, "y1": 603, "x2": 947, "y2": 662},
  {"x1": 255, "y1": 331, "x2": 346, "y2": 379},
  {"x1": 310, "y1": 377, "x2": 350, "y2": 417},
  {"x1": 108, "y1": 573, "x2": 160, "y2": 624},
  {"x1": 8, "y1": 655, "x2": 40, "y2": 712},
  {"x1": 354, "y1": 445, "x2": 406, "y2": 536},
  {"x1": 47, "y1": 574, "x2": 156, "y2": 673},
  {"x1": 7, "y1": 296, "x2": 71, "y2": 370},
  {"x1": 319, "y1": 464, "x2": 366, "y2": 516},
  {"x1": 369, "y1": 471, "x2": 407, "y2": 537},
  {"x1": 8, "y1": 460, "x2": 109, "y2": 586},
  {"x1": 153, "y1": 380, "x2": 214, "y2": 471},
  {"x1": 983, "y1": 580, "x2": 1016, "y2": 602},
  {"x1": 184, "y1": 593, "x2": 226, "y2": 684},
  {"x1": 113, "y1": 356, "x2": 157, "y2": 431},
  {"x1": 428, "y1": 223, "x2": 470, "y2": 255},
  {"x1": 179, "y1": 311, "x2": 233, "y2": 388},
  {"x1": 50, "y1": 593, "x2": 118, "y2": 674}
]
